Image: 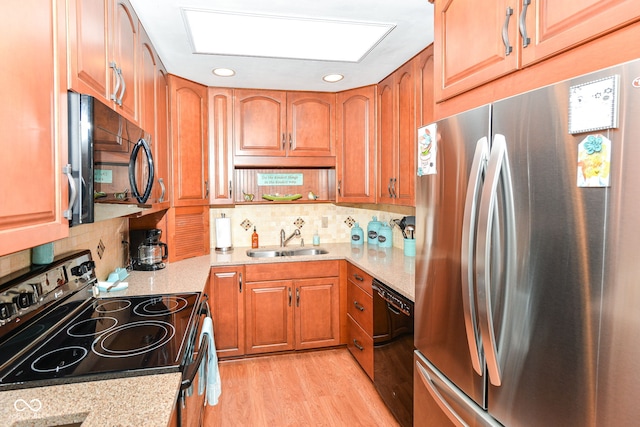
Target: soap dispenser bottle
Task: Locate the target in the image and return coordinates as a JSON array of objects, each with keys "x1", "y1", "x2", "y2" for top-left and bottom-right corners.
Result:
[{"x1": 251, "y1": 226, "x2": 259, "y2": 248}]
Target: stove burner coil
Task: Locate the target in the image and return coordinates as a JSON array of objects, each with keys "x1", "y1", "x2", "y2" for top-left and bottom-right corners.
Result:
[
  {"x1": 133, "y1": 296, "x2": 188, "y2": 317},
  {"x1": 91, "y1": 320, "x2": 175, "y2": 358},
  {"x1": 94, "y1": 299, "x2": 132, "y2": 313},
  {"x1": 31, "y1": 346, "x2": 88, "y2": 373}
]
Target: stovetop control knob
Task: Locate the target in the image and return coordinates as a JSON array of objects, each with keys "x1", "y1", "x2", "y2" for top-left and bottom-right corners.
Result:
[
  {"x1": 0, "y1": 298, "x2": 16, "y2": 320},
  {"x1": 71, "y1": 261, "x2": 95, "y2": 277}
]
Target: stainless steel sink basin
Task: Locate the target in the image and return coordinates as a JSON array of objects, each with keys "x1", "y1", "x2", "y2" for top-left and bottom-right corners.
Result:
[{"x1": 246, "y1": 247, "x2": 329, "y2": 258}]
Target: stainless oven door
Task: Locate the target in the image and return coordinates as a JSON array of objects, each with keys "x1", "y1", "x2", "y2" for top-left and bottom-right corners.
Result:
[{"x1": 178, "y1": 297, "x2": 211, "y2": 427}]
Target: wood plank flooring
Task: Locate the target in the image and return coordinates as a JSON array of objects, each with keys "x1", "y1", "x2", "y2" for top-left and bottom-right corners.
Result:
[{"x1": 204, "y1": 348, "x2": 401, "y2": 427}]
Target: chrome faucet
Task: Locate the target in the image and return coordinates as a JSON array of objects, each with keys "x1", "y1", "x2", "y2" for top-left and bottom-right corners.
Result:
[{"x1": 280, "y1": 228, "x2": 301, "y2": 247}]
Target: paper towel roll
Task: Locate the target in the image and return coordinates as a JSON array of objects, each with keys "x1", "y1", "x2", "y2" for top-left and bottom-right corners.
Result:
[{"x1": 215, "y1": 217, "x2": 233, "y2": 252}]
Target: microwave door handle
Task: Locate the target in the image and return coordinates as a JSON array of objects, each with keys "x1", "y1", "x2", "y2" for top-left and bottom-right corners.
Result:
[
  {"x1": 461, "y1": 137, "x2": 489, "y2": 376},
  {"x1": 63, "y1": 164, "x2": 77, "y2": 220},
  {"x1": 129, "y1": 139, "x2": 155, "y2": 204},
  {"x1": 475, "y1": 134, "x2": 517, "y2": 387}
]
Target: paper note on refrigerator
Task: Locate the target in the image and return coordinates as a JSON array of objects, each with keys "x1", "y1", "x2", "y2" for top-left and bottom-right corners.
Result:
[
  {"x1": 417, "y1": 124, "x2": 437, "y2": 176},
  {"x1": 577, "y1": 134, "x2": 611, "y2": 187}
]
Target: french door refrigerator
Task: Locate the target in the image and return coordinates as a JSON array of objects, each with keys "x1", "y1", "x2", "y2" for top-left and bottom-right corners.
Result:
[{"x1": 414, "y1": 59, "x2": 640, "y2": 426}]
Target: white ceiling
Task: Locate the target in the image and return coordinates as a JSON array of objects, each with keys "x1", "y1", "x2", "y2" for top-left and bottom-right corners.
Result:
[{"x1": 129, "y1": 0, "x2": 434, "y2": 92}]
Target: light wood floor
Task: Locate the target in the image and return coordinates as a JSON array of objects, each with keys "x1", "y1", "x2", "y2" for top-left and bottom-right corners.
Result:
[{"x1": 204, "y1": 348, "x2": 401, "y2": 427}]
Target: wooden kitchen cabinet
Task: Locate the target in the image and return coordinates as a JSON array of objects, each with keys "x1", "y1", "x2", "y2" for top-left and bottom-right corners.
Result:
[
  {"x1": 209, "y1": 266, "x2": 245, "y2": 358},
  {"x1": 208, "y1": 88, "x2": 234, "y2": 205},
  {"x1": 346, "y1": 263, "x2": 374, "y2": 379},
  {"x1": 336, "y1": 85, "x2": 377, "y2": 204},
  {"x1": 233, "y1": 89, "x2": 335, "y2": 167},
  {"x1": 0, "y1": 0, "x2": 69, "y2": 256},
  {"x1": 67, "y1": 0, "x2": 139, "y2": 123},
  {"x1": 415, "y1": 44, "x2": 435, "y2": 128},
  {"x1": 244, "y1": 261, "x2": 340, "y2": 355},
  {"x1": 377, "y1": 60, "x2": 416, "y2": 206},
  {"x1": 434, "y1": 0, "x2": 640, "y2": 102},
  {"x1": 166, "y1": 206, "x2": 210, "y2": 262},
  {"x1": 168, "y1": 75, "x2": 209, "y2": 207},
  {"x1": 139, "y1": 27, "x2": 170, "y2": 208}
]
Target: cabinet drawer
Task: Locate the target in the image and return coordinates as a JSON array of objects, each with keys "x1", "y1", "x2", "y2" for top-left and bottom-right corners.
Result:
[
  {"x1": 347, "y1": 281, "x2": 373, "y2": 334},
  {"x1": 346, "y1": 263, "x2": 373, "y2": 295},
  {"x1": 245, "y1": 260, "x2": 339, "y2": 282},
  {"x1": 347, "y1": 315, "x2": 373, "y2": 380}
]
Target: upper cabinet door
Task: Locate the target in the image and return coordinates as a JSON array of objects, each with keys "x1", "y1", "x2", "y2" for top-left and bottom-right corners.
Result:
[
  {"x1": 234, "y1": 89, "x2": 287, "y2": 157},
  {"x1": 287, "y1": 92, "x2": 335, "y2": 157},
  {"x1": 434, "y1": 0, "x2": 520, "y2": 101},
  {"x1": 169, "y1": 75, "x2": 209, "y2": 206},
  {"x1": 0, "y1": 0, "x2": 69, "y2": 256},
  {"x1": 208, "y1": 87, "x2": 234, "y2": 205},
  {"x1": 377, "y1": 74, "x2": 396, "y2": 205},
  {"x1": 110, "y1": 0, "x2": 138, "y2": 122},
  {"x1": 521, "y1": 0, "x2": 640, "y2": 66},
  {"x1": 67, "y1": 0, "x2": 110, "y2": 100},
  {"x1": 394, "y1": 62, "x2": 416, "y2": 206},
  {"x1": 336, "y1": 86, "x2": 376, "y2": 204}
]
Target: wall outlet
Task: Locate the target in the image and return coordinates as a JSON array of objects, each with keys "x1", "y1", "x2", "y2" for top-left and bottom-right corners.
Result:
[{"x1": 321, "y1": 216, "x2": 328, "y2": 228}]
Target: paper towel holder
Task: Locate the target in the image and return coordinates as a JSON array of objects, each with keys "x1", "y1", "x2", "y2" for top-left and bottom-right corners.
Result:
[{"x1": 215, "y1": 213, "x2": 234, "y2": 253}]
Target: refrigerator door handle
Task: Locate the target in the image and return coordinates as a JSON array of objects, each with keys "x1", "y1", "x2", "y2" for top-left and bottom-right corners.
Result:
[
  {"x1": 475, "y1": 134, "x2": 517, "y2": 387},
  {"x1": 460, "y1": 137, "x2": 490, "y2": 375},
  {"x1": 416, "y1": 360, "x2": 469, "y2": 427}
]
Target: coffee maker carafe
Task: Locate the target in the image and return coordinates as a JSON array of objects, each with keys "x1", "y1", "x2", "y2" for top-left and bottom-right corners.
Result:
[{"x1": 129, "y1": 229, "x2": 168, "y2": 271}]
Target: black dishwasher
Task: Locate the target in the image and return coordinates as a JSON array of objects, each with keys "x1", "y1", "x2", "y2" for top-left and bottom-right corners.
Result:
[{"x1": 372, "y1": 278, "x2": 414, "y2": 427}]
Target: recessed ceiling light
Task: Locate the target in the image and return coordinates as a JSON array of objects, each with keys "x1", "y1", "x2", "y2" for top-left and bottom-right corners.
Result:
[
  {"x1": 212, "y1": 68, "x2": 235, "y2": 77},
  {"x1": 183, "y1": 9, "x2": 395, "y2": 62},
  {"x1": 323, "y1": 74, "x2": 344, "y2": 83}
]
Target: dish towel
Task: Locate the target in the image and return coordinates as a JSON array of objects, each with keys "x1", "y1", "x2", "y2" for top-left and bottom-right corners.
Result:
[{"x1": 199, "y1": 316, "x2": 221, "y2": 406}]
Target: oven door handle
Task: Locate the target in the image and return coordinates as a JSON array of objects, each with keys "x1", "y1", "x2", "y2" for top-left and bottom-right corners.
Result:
[{"x1": 181, "y1": 332, "x2": 209, "y2": 391}]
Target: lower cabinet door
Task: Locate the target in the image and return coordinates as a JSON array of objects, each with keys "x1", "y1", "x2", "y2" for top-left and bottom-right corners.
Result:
[
  {"x1": 245, "y1": 280, "x2": 294, "y2": 354},
  {"x1": 295, "y1": 277, "x2": 340, "y2": 350}
]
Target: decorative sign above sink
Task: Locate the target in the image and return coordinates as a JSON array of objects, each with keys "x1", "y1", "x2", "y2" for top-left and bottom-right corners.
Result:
[{"x1": 257, "y1": 173, "x2": 303, "y2": 186}]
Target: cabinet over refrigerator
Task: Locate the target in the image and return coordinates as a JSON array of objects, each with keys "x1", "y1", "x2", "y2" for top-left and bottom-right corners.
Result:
[{"x1": 414, "y1": 59, "x2": 640, "y2": 426}]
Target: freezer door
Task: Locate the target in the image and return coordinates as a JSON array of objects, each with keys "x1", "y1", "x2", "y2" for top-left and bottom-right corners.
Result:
[
  {"x1": 415, "y1": 104, "x2": 491, "y2": 409},
  {"x1": 414, "y1": 351, "x2": 501, "y2": 427},
  {"x1": 487, "y1": 73, "x2": 607, "y2": 426}
]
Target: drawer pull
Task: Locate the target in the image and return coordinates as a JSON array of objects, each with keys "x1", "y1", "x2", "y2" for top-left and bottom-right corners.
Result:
[
  {"x1": 353, "y1": 301, "x2": 365, "y2": 312},
  {"x1": 353, "y1": 274, "x2": 364, "y2": 282},
  {"x1": 353, "y1": 339, "x2": 364, "y2": 351}
]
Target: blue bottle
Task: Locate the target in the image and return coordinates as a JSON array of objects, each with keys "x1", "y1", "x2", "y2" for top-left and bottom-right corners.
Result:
[
  {"x1": 367, "y1": 216, "x2": 382, "y2": 245},
  {"x1": 351, "y1": 222, "x2": 364, "y2": 245}
]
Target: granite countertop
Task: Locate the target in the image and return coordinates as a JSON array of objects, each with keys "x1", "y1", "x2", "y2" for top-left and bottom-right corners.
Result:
[
  {"x1": 209, "y1": 242, "x2": 416, "y2": 301},
  {"x1": 0, "y1": 243, "x2": 415, "y2": 426}
]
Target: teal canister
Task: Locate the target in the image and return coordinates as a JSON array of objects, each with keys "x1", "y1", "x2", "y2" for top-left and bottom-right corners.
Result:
[
  {"x1": 351, "y1": 222, "x2": 364, "y2": 245},
  {"x1": 31, "y1": 242, "x2": 54, "y2": 265},
  {"x1": 367, "y1": 216, "x2": 382, "y2": 245},
  {"x1": 377, "y1": 222, "x2": 393, "y2": 248}
]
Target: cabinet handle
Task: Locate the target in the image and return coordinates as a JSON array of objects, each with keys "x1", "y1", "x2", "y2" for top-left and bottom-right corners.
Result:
[
  {"x1": 205, "y1": 180, "x2": 209, "y2": 198},
  {"x1": 239, "y1": 273, "x2": 243, "y2": 293},
  {"x1": 502, "y1": 7, "x2": 514, "y2": 56},
  {"x1": 282, "y1": 133, "x2": 286, "y2": 150},
  {"x1": 289, "y1": 133, "x2": 293, "y2": 150},
  {"x1": 288, "y1": 287, "x2": 292, "y2": 306},
  {"x1": 337, "y1": 180, "x2": 342, "y2": 197},
  {"x1": 387, "y1": 178, "x2": 393, "y2": 197},
  {"x1": 391, "y1": 177, "x2": 398, "y2": 198},
  {"x1": 353, "y1": 274, "x2": 364, "y2": 282},
  {"x1": 63, "y1": 164, "x2": 76, "y2": 220},
  {"x1": 353, "y1": 301, "x2": 365, "y2": 312},
  {"x1": 296, "y1": 287, "x2": 300, "y2": 307},
  {"x1": 117, "y1": 68, "x2": 126, "y2": 106},
  {"x1": 158, "y1": 178, "x2": 166, "y2": 202},
  {"x1": 109, "y1": 61, "x2": 121, "y2": 104},
  {"x1": 519, "y1": 0, "x2": 531, "y2": 48},
  {"x1": 228, "y1": 180, "x2": 232, "y2": 199},
  {"x1": 353, "y1": 339, "x2": 364, "y2": 351}
]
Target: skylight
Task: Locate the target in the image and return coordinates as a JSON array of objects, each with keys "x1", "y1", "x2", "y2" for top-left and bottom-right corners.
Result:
[{"x1": 183, "y1": 9, "x2": 395, "y2": 62}]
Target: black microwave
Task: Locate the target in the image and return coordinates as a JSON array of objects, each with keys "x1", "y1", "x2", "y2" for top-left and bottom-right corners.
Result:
[{"x1": 67, "y1": 92, "x2": 155, "y2": 226}]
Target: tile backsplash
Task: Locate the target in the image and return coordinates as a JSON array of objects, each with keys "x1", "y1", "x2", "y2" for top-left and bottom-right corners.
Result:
[
  {"x1": 210, "y1": 203, "x2": 415, "y2": 249},
  {"x1": 0, "y1": 218, "x2": 128, "y2": 280}
]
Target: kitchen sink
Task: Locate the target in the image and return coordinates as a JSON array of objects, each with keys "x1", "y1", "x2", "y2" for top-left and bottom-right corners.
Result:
[{"x1": 246, "y1": 247, "x2": 329, "y2": 258}]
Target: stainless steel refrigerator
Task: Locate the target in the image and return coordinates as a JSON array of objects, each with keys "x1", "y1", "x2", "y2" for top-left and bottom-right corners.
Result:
[{"x1": 414, "y1": 59, "x2": 640, "y2": 427}]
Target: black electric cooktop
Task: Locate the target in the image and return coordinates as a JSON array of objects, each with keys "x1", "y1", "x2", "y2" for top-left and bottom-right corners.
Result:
[{"x1": 0, "y1": 293, "x2": 200, "y2": 390}]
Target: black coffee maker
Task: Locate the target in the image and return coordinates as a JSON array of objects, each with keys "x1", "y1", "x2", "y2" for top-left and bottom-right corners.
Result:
[{"x1": 129, "y1": 229, "x2": 168, "y2": 271}]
